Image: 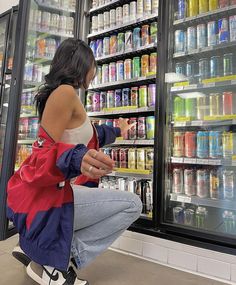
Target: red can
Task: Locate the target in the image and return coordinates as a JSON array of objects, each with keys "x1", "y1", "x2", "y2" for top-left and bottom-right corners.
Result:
[
  {"x1": 128, "y1": 118, "x2": 137, "y2": 139},
  {"x1": 111, "y1": 148, "x2": 120, "y2": 168},
  {"x1": 185, "y1": 132, "x2": 197, "y2": 158},
  {"x1": 219, "y1": 0, "x2": 229, "y2": 7},
  {"x1": 137, "y1": 117, "x2": 146, "y2": 139},
  {"x1": 223, "y1": 92, "x2": 233, "y2": 115},
  {"x1": 173, "y1": 132, "x2": 185, "y2": 157},
  {"x1": 119, "y1": 148, "x2": 128, "y2": 168}
]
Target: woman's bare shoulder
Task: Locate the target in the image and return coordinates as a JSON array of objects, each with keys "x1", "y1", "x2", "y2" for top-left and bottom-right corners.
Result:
[{"x1": 47, "y1": 84, "x2": 77, "y2": 105}]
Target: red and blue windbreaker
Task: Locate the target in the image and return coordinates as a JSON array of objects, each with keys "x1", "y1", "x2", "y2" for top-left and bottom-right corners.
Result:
[{"x1": 7, "y1": 124, "x2": 120, "y2": 270}]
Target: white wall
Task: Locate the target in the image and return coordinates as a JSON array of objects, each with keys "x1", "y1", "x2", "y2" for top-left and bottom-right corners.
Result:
[{"x1": 0, "y1": 0, "x2": 19, "y2": 14}]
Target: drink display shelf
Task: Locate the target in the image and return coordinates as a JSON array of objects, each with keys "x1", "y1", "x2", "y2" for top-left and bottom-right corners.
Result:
[
  {"x1": 35, "y1": 0, "x2": 75, "y2": 14},
  {"x1": 88, "y1": 74, "x2": 156, "y2": 91},
  {"x1": 23, "y1": 80, "x2": 43, "y2": 89},
  {"x1": 171, "y1": 157, "x2": 236, "y2": 166},
  {"x1": 174, "y1": 5, "x2": 236, "y2": 26},
  {"x1": 88, "y1": 13, "x2": 158, "y2": 39},
  {"x1": 173, "y1": 119, "x2": 236, "y2": 128},
  {"x1": 170, "y1": 193, "x2": 236, "y2": 211},
  {"x1": 29, "y1": 28, "x2": 74, "y2": 39},
  {"x1": 89, "y1": 0, "x2": 122, "y2": 14},
  {"x1": 173, "y1": 41, "x2": 236, "y2": 59},
  {"x1": 20, "y1": 113, "x2": 37, "y2": 118},
  {"x1": 111, "y1": 139, "x2": 154, "y2": 146},
  {"x1": 95, "y1": 43, "x2": 157, "y2": 64},
  {"x1": 106, "y1": 168, "x2": 153, "y2": 179},
  {"x1": 87, "y1": 106, "x2": 155, "y2": 116},
  {"x1": 17, "y1": 139, "x2": 35, "y2": 144},
  {"x1": 30, "y1": 54, "x2": 53, "y2": 64}
]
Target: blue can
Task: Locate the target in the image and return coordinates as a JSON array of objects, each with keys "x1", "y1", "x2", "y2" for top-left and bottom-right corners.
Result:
[
  {"x1": 199, "y1": 58, "x2": 209, "y2": 82},
  {"x1": 122, "y1": 88, "x2": 130, "y2": 106},
  {"x1": 186, "y1": 61, "x2": 195, "y2": 83},
  {"x1": 187, "y1": 26, "x2": 197, "y2": 51},
  {"x1": 207, "y1": 21, "x2": 217, "y2": 47},
  {"x1": 178, "y1": 0, "x2": 186, "y2": 20},
  {"x1": 229, "y1": 15, "x2": 236, "y2": 42},
  {"x1": 89, "y1": 40, "x2": 97, "y2": 57},
  {"x1": 96, "y1": 39, "x2": 103, "y2": 58},
  {"x1": 209, "y1": 131, "x2": 222, "y2": 158},
  {"x1": 197, "y1": 24, "x2": 207, "y2": 49},
  {"x1": 114, "y1": 89, "x2": 122, "y2": 107},
  {"x1": 133, "y1": 27, "x2": 141, "y2": 49},
  {"x1": 219, "y1": 18, "x2": 229, "y2": 43},
  {"x1": 175, "y1": 62, "x2": 186, "y2": 75},
  {"x1": 197, "y1": 131, "x2": 209, "y2": 158},
  {"x1": 210, "y1": 56, "x2": 221, "y2": 78},
  {"x1": 175, "y1": 30, "x2": 185, "y2": 53}
]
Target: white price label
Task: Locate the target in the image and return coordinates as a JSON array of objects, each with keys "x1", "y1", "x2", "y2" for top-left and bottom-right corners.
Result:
[
  {"x1": 197, "y1": 159, "x2": 209, "y2": 165},
  {"x1": 210, "y1": 159, "x2": 222, "y2": 165},
  {"x1": 184, "y1": 158, "x2": 197, "y2": 164},
  {"x1": 171, "y1": 86, "x2": 184, "y2": 91},
  {"x1": 177, "y1": 195, "x2": 191, "y2": 203},
  {"x1": 172, "y1": 157, "x2": 184, "y2": 163},
  {"x1": 205, "y1": 82, "x2": 215, "y2": 87}
]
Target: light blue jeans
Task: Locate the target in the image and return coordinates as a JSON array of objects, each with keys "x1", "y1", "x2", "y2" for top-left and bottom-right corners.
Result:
[{"x1": 70, "y1": 186, "x2": 143, "y2": 269}]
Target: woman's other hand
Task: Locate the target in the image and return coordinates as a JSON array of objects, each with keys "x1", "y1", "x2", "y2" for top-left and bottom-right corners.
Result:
[{"x1": 118, "y1": 118, "x2": 136, "y2": 138}]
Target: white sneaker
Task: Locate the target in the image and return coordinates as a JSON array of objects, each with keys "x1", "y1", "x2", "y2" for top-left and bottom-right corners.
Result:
[{"x1": 26, "y1": 261, "x2": 89, "y2": 285}]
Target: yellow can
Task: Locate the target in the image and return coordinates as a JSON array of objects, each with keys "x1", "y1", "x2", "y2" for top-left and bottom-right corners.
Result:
[
  {"x1": 189, "y1": 0, "x2": 199, "y2": 17},
  {"x1": 128, "y1": 148, "x2": 137, "y2": 169},
  {"x1": 199, "y1": 0, "x2": 209, "y2": 13},
  {"x1": 137, "y1": 149, "x2": 146, "y2": 170},
  {"x1": 209, "y1": 0, "x2": 218, "y2": 11}
]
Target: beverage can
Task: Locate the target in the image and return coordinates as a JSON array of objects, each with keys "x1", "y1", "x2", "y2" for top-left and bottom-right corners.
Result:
[
  {"x1": 138, "y1": 117, "x2": 146, "y2": 139},
  {"x1": 186, "y1": 60, "x2": 195, "y2": 83},
  {"x1": 116, "y1": 60, "x2": 124, "y2": 81},
  {"x1": 148, "y1": 84, "x2": 156, "y2": 107},
  {"x1": 210, "y1": 56, "x2": 221, "y2": 78},
  {"x1": 210, "y1": 169, "x2": 222, "y2": 199},
  {"x1": 175, "y1": 30, "x2": 185, "y2": 53},
  {"x1": 99, "y1": 0, "x2": 105, "y2": 5},
  {"x1": 197, "y1": 170, "x2": 209, "y2": 198},
  {"x1": 223, "y1": 210, "x2": 235, "y2": 233},
  {"x1": 184, "y1": 169, "x2": 196, "y2": 196},
  {"x1": 137, "y1": 0, "x2": 144, "y2": 17},
  {"x1": 146, "y1": 116, "x2": 155, "y2": 139},
  {"x1": 219, "y1": 0, "x2": 229, "y2": 7},
  {"x1": 110, "y1": 35, "x2": 117, "y2": 54},
  {"x1": 124, "y1": 59, "x2": 132, "y2": 80},
  {"x1": 122, "y1": 88, "x2": 130, "y2": 106},
  {"x1": 172, "y1": 168, "x2": 183, "y2": 194},
  {"x1": 174, "y1": 96, "x2": 185, "y2": 118},
  {"x1": 222, "y1": 131, "x2": 233, "y2": 158},
  {"x1": 229, "y1": 15, "x2": 236, "y2": 42},
  {"x1": 187, "y1": 26, "x2": 197, "y2": 51},
  {"x1": 114, "y1": 89, "x2": 122, "y2": 107},
  {"x1": 209, "y1": 131, "x2": 222, "y2": 158},
  {"x1": 144, "y1": 0, "x2": 152, "y2": 15},
  {"x1": 129, "y1": 118, "x2": 137, "y2": 140},
  {"x1": 115, "y1": 7, "x2": 122, "y2": 25},
  {"x1": 133, "y1": 57, "x2": 141, "y2": 78},
  {"x1": 96, "y1": 39, "x2": 103, "y2": 58},
  {"x1": 209, "y1": 93, "x2": 222, "y2": 116},
  {"x1": 139, "y1": 85, "x2": 148, "y2": 107},
  {"x1": 103, "y1": 37, "x2": 110, "y2": 55},
  {"x1": 110, "y1": 9, "x2": 116, "y2": 27},
  {"x1": 137, "y1": 149, "x2": 146, "y2": 169},
  {"x1": 29, "y1": 117, "x2": 38, "y2": 139},
  {"x1": 223, "y1": 170, "x2": 234, "y2": 200},
  {"x1": 119, "y1": 148, "x2": 129, "y2": 168},
  {"x1": 117, "y1": 33, "x2": 125, "y2": 52},
  {"x1": 209, "y1": 0, "x2": 218, "y2": 10},
  {"x1": 223, "y1": 53, "x2": 233, "y2": 76},
  {"x1": 195, "y1": 207, "x2": 208, "y2": 228},
  {"x1": 145, "y1": 148, "x2": 154, "y2": 170},
  {"x1": 178, "y1": 0, "x2": 186, "y2": 19},
  {"x1": 128, "y1": 148, "x2": 137, "y2": 169},
  {"x1": 189, "y1": 0, "x2": 199, "y2": 16},
  {"x1": 173, "y1": 132, "x2": 185, "y2": 157},
  {"x1": 96, "y1": 65, "x2": 102, "y2": 85},
  {"x1": 41, "y1": 11, "x2": 51, "y2": 31},
  {"x1": 131, "y1": 87, "x2": 139, "y2": 106},
  {"x1": 175, "y1": 62, "x2": 186, "y2": 75},
  {"x1": 123, "y1": 4, "x2": 130, "y2": 23},
  {"x1": 141, "y1": 25, "x2": 150, "y2": 46},
  {"x1": 150, "y1": 52, "x2": 157, "y2": 73},
  {"x1": 185, "y1": 131, "x2": 196, "y2": 158},
  {"x1": 90, "y1": 40, "x2": 97, "y2": 57},
  {"x1": 104, "y1": 11, "x2": 110, "y2": 29},
  {"x1": 125, "y1": 30, "x2": 133, "y2": 50},
  {"x1": 111, "y1": 148, "x2": 120, "y2": 168},
  {"x1": 199, "y1": 0, "x2": 209, "y2": 13},
  {"x1": 107, "y1": 90, "x2": 115, "y2": 108},
  {"x1": 130, "y1": 1, "x2": 137, "y2": 20},
  {"x1": 133, "y1": 27, "x2": 141, "y2": 49},
  {"x1": 141, "y1": 54, "x2": 149, "y2": 76},
  {"x1": 199, "y1": 58, "x2": 209, "y2": 82},
  {"x1": 173, "y1": 206, "x2": 184, "y2": 224},
  {"x1": 100, "y1": 91, "x2": 107, "y2": 110},
  {"x1": 150, "y1": 21, "x2": 158, "y2": 44},
  {"x1": 223, "y1": 92, "x2": 233, "y2": 115},
  {"x1": 185, "y1": 98, "x2": 196, "y2": 118},
  {"x1": 91, "y1": 15, "x2": 98, "y2": 33},
  {"x1": 19, "y1": 118, "x2": 29, "y2": 139},
  {"x1": 197, "y1": 24, "x2": 207, "y2": 48},
  {"x1": 98, "y1": 13, "x2": 104, "y2": 31},
  {"x1": 152, "y1": 0, "x2": 159, "y2": 13},
  {"x1": 207, "y1": 21, "x2": 217, "y2": 46},
  {"x1": 219, "y1": 18, "x2": 229, "y2": 43},
  {"x1": 197, "y1": 131, "x2": 209, "y2": 158},
  {"x1": 92, "y1": 92, "x2": 100, "y2": 112},
  {"x1": 184, "y1": 208, "x2": 195, "y2": 226},
  {"x1": 102, "y1": 64, "x2": 109, "y2": 83},
  {"x1": 66, "y1": 16, "x2": 74, "y2": 35},
  {"x1": 50, "y1": 13, "x2": 60, "y2": 33}
]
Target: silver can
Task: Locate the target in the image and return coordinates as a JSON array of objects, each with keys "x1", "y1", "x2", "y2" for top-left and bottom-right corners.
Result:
[
  {"x1": 144, "y1": 0, "x2": 152, "y2": 15},
  {"x1": 59, "y1": 15, "x2": 67, "y2": 34},
  {"x1": 196, "y1": 169, "x2": 209, "y2": 198},
  {"x1": 172, "y1": 168, "x2": 183, "y2": 194},
  {"x1": 50, "y1": 13, "x2": 60, "y2": 33},
  {"x1": 104, "y1": 11, "x2": 110, "y2": 29},
  {"x1": 103, "y1": 37, "x2": 110, "y2": 56},
  {"x1": 98, "y1": 13, "x2": 104, "y2": 31},
  {"x1": 98, "y1": 0, "x2": 105, "y2": 6},
  {"x1": 223, "y1": 170, "x2": 234, "y2": 200},
  {"x1": 41, "y1": 11, "x2": 51, "y2": 31},
  {"x1": 91, "y1": 15, "x2": 98, "y2": 33},
  {"x1": 130, "y1": 1, "x2": 137, "y2": 21},
  {"x1": 35, "y1": 10, "x2": 42, "y2": 30},
  {"x1": 137, "y1": 0, "x2": 144, "y2": 17},
  {"x1": 184, "y1": 169, "x2": 196, "y2": 196},
  {"x1": 197, "y1": 96, "x2": 207, "y2": 120},
  {"x1": 66, "y1": 16, "x2": 74, "y2": 35},
  {"x1": 110, "y1": 9, "x2": 116, "y2": 27},
  {"x1": 123, "y1": 4, "x2": 130, "y2": 23},
  {"x1": 116, "y1": 7, "x2": 123, "y2": 25},
  {"x1": 152, "y1": 0, "x2": 159, "y2": 14}
]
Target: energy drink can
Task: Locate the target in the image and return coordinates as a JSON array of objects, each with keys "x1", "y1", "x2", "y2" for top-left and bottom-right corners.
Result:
[
  {"x1": 222, "y1": 131, "x2": 233, "y2": 158},
  {"x1": 130, "y1": 1, "x2": 137, "y2": 20},
  {"x1": 104, "y1": 11, "x2": 110, "y2": 29},
  {"x1": 124, "y1": 59, "x2": 132, "y2": 80},
  {"x1": 110, "y1": 9, "x2": 116, "y2": 27},
  {"x1": 96, "y1": 39, "x2": 103, "y2": 58},
  {"x1": 197, "y1": 24, "x2": 207, "y2": 48},
  {"x1": 116, "y1": 60, "x2": 124, "y2": 81},
  {"x1": 92, "y1": 92, "x2": 100, "y2": 112},
  {"x1": 185, "y1": 98, "x2": 196, "y2": 118},
  {"x1": 185, "y1": 131, "x2": 196, "y2": 158},
  {"x1": 223, "y1": 210, "x2": 235, "y2": 233},
  {"x1": 175, "y1": 30, "x2": 185, "y2": 53},
  {"x1": 150, "y1": 52, "x2": 157, "y2": 73},
  {"x1": 207, "y1": 21, "x2": 217, "y2": 46},
  {"x1": 176, "y1": 62, "x2": 186, "y2": 75},
  {"x1": 111, "y1": 148, "x2": 120, "y2": 168},
  {"x1": 137, "y1": 0, "x2": 144, "y2": 17},
  {"x1": 114, "y1": 89, "x2": 122, "y2": 107},
  {"x1": 189, "y1": 0, "x2": 199, "y2": 16},
  {"x1": 107, "y1": 90, "x2": 115, "y2": 108},
  {"x1": 184, "y1": 169, "x2": 196, "y2": 196},
  {"x1": 102, "y1": 64, "x2": 109, "y2": 83},
  {"x1": 133, "y1": 57, "x2": 141, "y2": 78},
  {"x1": 110, "y1": 35, "x2": 117, "y2": 54},
  {"x1": 223, "y1": 92, "x2": 233, "y2": 115},
  {"x1": 173, "y1": 132, "x2": 185, "y2": 157},
  {"x1": 100, "y1": 91, "x2": 107, "y2": 110},
  {"x1": 137, "y1": 117, "x2": 146, "y2": 139},
  {"x1": 197, "y1": 170, "x2": 209, "y2": 198},
  {"x1": 199, "y1": 0, "x2": 209, "y2": 13},
  {"x1": 122, "y1": 88, "x2": 130, "y2": 106},
  {"x1": 223, "y1": 53, "x2": 233, "y2": 76},
  {"x1": 123, "y1": 4, "x2": 130, "y2": 23},
  {"x1": 129, "y1": 118, "x2": 137, "y2": 139},
  {"x1": 109, "y1": 62, "x2": 116, "y2": 82},
  {"x1": 148, "y1": 84, "x2": 156, "y2": 107},
  {"x1": 197, "y1": 131, "x2": 209, "y2": 158},
  {"x1": 209, "y1": 131, "x2": 222, "y2": 158},
  {"x1": 133, "y1": 27, "x2": 141, "y2": 49},
  {"x1": 173, "y1": 206, "x2": 184, "y2": 224},
  {"x1": 117, "y1": 33, "x2": 125, "y2": 52},
  {"x1": 125, "y1": 30, "x2": 133, "y2": 50},
  {"x1": 150, "y1": 21, "x2": 158, "y2": 44},
  {"x1": 172, "y1": 168, "x2": 183, "y2": 194},
  {"x1": 219, "y1": 0, "x2": 229, "y2": 8},
  {"x1": 229, "y1": 15, "x2": 236, "y2": 42},
  {"x1": 178, "y1": 0, "x2": 186, "y2": 19},
  {"x1": 145, "y1": 148, "x2": 154, "y2": 170},
  {"x1": 144, "y1": 0, "x2": 152, "y2": 15},
  {"x1": 139, "y1": 85, "x2": 148, "y2": 107},
  {"x1": 115, "y1": 7, "x2": 122, "y2": 25},
  {"x1": 187, "y1": 26, "x2": 197, "y2": 51},
  {"x1": 137, "y1": 149, "x2": 146, "y2": 170},
  {"x1": 103, "y1": 37, "x2": 110, "y2": 56},
  {"x1": 199, "y1": 58, "x2": 209, "y2": 82},
  {"x1": 195, "y1": 207, "x2": 208, "y2": 228},
  {"x1": 223, "y1": 170, "x2": 234, "y2": 200},
  {"x1": 209, "y1": 93, "x2": 222, "y2": 116},
  {"x1": 141, "y1": 25, "x2": 150, "y2": 46},
  {"x1": 128, "y1": 148, "x2": 137, "y2": 169},
  {"x1": 141, "y1": 55, "x2": 149, "y2": 77},
  {"x1": 90, "y1": 40, "x2": 97, "y2": 57},
  {"x1": 184, "y1": 208, "x2": 195, "y2": 226},
  {"x1": 152, "y1": 0, "x2": 159, "y2": 13},
  {"x1": 210, "y1": 56, "x2": 221, "y2": 78},
  {"x1": 174, "y1": 97, "x2": 185, "y2": 118},
  {"x1": 146, "y1": 116, "x2": 155, "y2": 140},
  {"x1": 131, "y1": 87, "x2": 139, "y2": 106},
  {"x1": 98, "y1": 13, "x2": 104, "y2": 31},
  {"x1": 119, "y1": 148, "x2": 129, "y2": 168},
  {"x1": 210, "y1": 169, "x2": 222, "y2": 199},
  {"x1": 209, "y1": 0, "x2": 218, "y2": 10},
  {"x1": 218, "y1": 18, "x2": 229, "y2": 43},
  {"x1": 186, "y1": 60, "x2": 196, "y2": 83}
]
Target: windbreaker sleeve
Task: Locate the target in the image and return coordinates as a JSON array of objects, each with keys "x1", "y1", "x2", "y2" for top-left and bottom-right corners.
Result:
[{"x1": 94, "y1": 124, "x2": 121, "y2": 148}]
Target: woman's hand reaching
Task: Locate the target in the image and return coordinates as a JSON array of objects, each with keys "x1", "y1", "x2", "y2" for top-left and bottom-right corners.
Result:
[
  {"x1": 81, "y1": 149, "x2": 115, "y2": 179},
  {"x1": 118, "y1": 118, "x2": 137, "y2": 138}
]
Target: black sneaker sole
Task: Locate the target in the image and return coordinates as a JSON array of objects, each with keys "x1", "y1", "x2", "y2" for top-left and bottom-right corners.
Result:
[{"x1": 12, "y1": 251, "x2": 31, "y2": 266}]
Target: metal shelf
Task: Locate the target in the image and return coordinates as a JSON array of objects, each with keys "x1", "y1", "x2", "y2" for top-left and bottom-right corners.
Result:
[
  {"x1": 87, "y1": 106, "x2": 155, "y2": 116},
  {"x1": 170, "y1": 193, "x2": 236, "y2": 211},
  {"x1": 17, "y1": 139, "x2": 35, "y2": 144},
  {"x1": 29, "y1": 28, "x2": 74, "y2": 39},
  {"x1": 173, "y1": 5, "x2": 236, "y2": 26},
  {"x1": 95, "y1": 43, "x2": 157, "y2": 64},
  {"x1": 89, "y1": 74, "x2": 156, "y2": 91},
  {"x1": 173, "y1": 41, "x2": 236, "y2": 59},
  {"x1": 171, "y1": 157, "x2": 236, "y2": 167},
  {"x1": 111, "y1": 139, "x2": 154, "y2": 146},
  {"x1": 89, "y1": 0, "x2": 122, "y2": 14},
  {"x1": 88, "y1": 13, "x2": 158, "y2": 39},
  {"x1": 20, "y1": 113, "x2": 37, "y2": 118},
  {"x1": 35, "y1": 0, "x2": 75, "y2": 14},
  {"x1": 106, "y1": 170, "x2": 153, "y2": 179},
  {"x1": 30, "y1": 54, "x2": 53, "y2": 64},
  {"x1": 173, "y1": 119, "x2": 236, "y2": 128}
]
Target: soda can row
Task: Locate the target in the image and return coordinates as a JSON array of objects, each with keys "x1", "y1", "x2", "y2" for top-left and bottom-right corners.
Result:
[
  {"x1": 101, "y1": 147, "x2": 154, "y2": 170},
  {"x1": 99, "y1": 176, "x2": 153, "y2": 214},
  {"x1": 24, "y1": 61, "x2": 44, "y2": 83},
  {"x1": 173, "y1": 131, "x2": 236, "y2": 159},
  {"x1": 18, "y1": 117, "x2": 39, "y2": 139},
  {"x1": 35, "y1": 38, "x2": 60, "y2": 59},
  {"x1": 177, "y1": 0, "x2": 236, "y2": 19},
  {"x1": 38, "y1": 0, "x2": 76, "y2": 10},
  {"x1": 175, "y1": 16, "x2": 236, "y2": 53}
]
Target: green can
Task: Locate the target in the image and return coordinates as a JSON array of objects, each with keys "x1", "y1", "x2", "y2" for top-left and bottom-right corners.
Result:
[
  {"x1": 174, "y1": 96, "x2": 185, "y2": 118},
  {"x1": 150, "y1": 22, "x2": 158, "y2": 44},
  {"x1": 139, "y1": 86, "x2": 148, "y2": 107},
  {"x1": 223, "y1": 210, "x2": 235, "y2": 233},
  {"x1": 117, "y1": 32, "x2": 125, "y2": 53},
  {"x1": 195, "y1": 207, "x2": 207, "y2": 229},
  {"x1": 185, "y1": 98, "x2": 196, "y2": 118},
  {"x1": 133, "y1": 57, "x2": 141, "y2": 78},
  {"x1": 146, "y1": 116, "x2": 155, "y2": 139}
]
